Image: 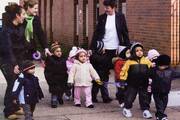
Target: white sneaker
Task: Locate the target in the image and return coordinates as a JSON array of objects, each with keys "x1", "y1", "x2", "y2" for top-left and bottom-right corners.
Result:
[
  {"x1": 123, "y1": 108, "x2": 132, "y2": 118},
  {"x1": 64, "y1": 95, "x2": 70, "y2": 101},
  {"x1": 161, "y1": 117, "x2": 168, "y2": 120},
  {"x1": 143, "y1": 110, "x2": 152, "y2": 119},
  {"x1": 119, "y1": 103, "x2": 124, "y2": 108}
]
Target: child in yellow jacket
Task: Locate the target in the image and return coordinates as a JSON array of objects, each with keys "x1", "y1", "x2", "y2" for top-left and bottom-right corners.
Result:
[{"x1": 120, "y1": 42, "x2": 153, "y2": 119}]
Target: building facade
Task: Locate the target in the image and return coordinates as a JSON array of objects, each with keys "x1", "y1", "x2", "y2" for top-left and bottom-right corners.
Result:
[{"x1": 39, "y1": 0, "x2": 179, "y2": 64}]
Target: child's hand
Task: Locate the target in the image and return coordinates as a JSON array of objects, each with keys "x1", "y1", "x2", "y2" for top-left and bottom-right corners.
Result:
[{"x1": 95, "y1": 79, "x2": 103, "y2": 85}]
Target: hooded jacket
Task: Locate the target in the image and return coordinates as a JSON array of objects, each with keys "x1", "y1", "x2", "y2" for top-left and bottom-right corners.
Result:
[{"x1": 68, "y1": 60, "x2": 100, "y2": 86}]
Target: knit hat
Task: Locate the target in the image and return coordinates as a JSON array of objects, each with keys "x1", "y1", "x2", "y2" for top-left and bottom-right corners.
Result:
[
  {"x1": 21, "y1": 60, "x2": 35, "y2": 72},
  {"x1": 69, "y1": 46, "x2": 78, "y2": 58},
  {"x1": 147, "y1": 49, "x2": 160, "y2": 60},
  {"x1": 96, "y1": 41, "x2": 104, "y2": 53},
  {"x1": 118, "y1": 46, "x2": 130, "y2": 59},
  {"x1": 75, "y1": 48, "x2": 87, "y2": 56},
  {"x1": 51, "y1": 42, "x2": 60, "y2": 53},
  {"x1": 156, "y1": 54, "x2": 171, "y2": 66}
]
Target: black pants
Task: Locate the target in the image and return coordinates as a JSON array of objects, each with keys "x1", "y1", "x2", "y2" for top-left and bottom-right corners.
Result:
[
  {"x1": 116, "y1": 87, "x2": 127, "y2": 104},
  {"x1": 0, "y1": 63, "x2": 20, "y2": 117},
  {"x1": 124, "y1": 86, "x2": 150, "y2": 110},
  {"x1": 153, "y1": 93, "x2": 168, "y2": 119}
]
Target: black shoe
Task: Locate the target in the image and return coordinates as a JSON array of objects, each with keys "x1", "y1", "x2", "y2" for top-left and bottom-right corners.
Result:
[
  {"x1": 92, "y1": 98, "x2": 98, "y2": 103},
  {"x1": 51, "y1": 101, "x2": 58, "y2": 108},
  {"x1": 103, "y1": 98, "x2": 112, "y2": 103},
  {"x1": 58, "y1": 99, "x2": 64, "y2": 105},
  {"x1": 87, "y1": 105, "x2": 94, "y2": 108},
  {"x1": 75, "y1": 104, "x2": 81, "y2": 107}
]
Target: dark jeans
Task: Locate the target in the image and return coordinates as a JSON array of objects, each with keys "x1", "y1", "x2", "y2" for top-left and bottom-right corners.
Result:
[
  {"x1": 124, "y1": 86, "x2": 150, "y2": 110},
  {"x1": 22, "y1": 104, "x2": 36, "y2": 120},
  {"x1": 0, "y1": 63, "x2": 20, "y2": 117},
  {"x1": 153, "y1": 93, "x2": 168, "y2": 119},
  {"x1": 92, "y1": 81, "x2": 110, "y2": 100}
]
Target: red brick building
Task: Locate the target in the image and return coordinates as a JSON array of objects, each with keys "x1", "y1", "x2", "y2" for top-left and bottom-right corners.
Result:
[{"x1": 39, "y1": 0, "x2": 179, "y2": 64}]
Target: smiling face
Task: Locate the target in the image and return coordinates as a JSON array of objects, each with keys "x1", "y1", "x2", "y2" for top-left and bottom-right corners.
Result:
[{"x1": 27, "y1": 4, "x2": 38, "y2": 16}]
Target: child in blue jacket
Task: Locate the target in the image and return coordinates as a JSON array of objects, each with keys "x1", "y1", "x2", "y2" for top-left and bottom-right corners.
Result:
[{"x1": 12, "y1": 60, "x2": 44, "y2": 120}]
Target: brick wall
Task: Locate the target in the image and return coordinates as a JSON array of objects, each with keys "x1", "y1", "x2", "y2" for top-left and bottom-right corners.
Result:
[{"x1": 126, "y1": 0, "x2": 172, "y2": 55}]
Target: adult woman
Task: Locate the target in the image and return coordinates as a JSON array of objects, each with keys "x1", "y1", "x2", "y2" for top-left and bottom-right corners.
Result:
[
  {"x1": 23, "y1": 0, "x2": 51, "y2": 59},
  {"x1": 0, "y1": 4, "x2": 26, "y2": 119}
]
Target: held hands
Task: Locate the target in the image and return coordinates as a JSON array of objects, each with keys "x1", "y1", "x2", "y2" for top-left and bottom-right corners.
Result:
[
  {"x1": 14, "y1": 65, "x2": 20, "y2": 74},
  {"x1": 116, "y1": 80, "x2": 127, "y2": 89},
  {"x1": 95, "y1": 79, "x2": 103, "y2": 85}
]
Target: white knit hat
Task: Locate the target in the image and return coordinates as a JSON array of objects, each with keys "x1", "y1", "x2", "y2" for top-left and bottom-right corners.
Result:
[
  {"x1": 69, "y1": 46, "x2": 78, "y2": 58},
  {"x1": 118, "y1": 46, "x2": 126, "y2": 54},
  {"x1": 147, "y1": 49, "x2": 160, "y2": 60},
  {"x1": 75, "y1": 48, "x2": 87, "y2": 56}
]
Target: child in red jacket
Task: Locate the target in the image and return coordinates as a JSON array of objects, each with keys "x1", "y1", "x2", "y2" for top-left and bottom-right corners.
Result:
[{"x1": 112, "y1": 46, "x2": 130, "y2": 107}]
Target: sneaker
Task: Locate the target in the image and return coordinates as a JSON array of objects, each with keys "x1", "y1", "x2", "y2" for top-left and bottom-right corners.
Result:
[
  {"x1": 7, "y1": 114, "x2": 19, "y2": 120},
  {"x1": 161, "y1": 117, "x2": 168, "y2": 120},
  {"x1": 119, "y1": 103, "x2": 124, "y2": 108},
  {"x1": 87, "y1": 104, "x2": 94, "y2": 108},
  {"x1": 15, "y1": 107, "x2": 24, "y2": 115},
  {"x1": 122, "y1": 108, "x2": 132, "y2": 118},
  {"x1": 143, "y1": 110, "x2": 152, "y2": 119},
  {"x1": 75, "y1": 104, "x2": 81, "y2": 107}
]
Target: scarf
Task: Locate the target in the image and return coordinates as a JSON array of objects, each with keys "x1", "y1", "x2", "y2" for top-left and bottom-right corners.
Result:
[{"x1": 25, "y1": 15, "x2": 34, "y2": 42}]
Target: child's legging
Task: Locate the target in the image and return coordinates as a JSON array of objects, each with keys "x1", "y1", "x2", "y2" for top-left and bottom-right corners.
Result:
[{"x1": 74, "y1": 86, "x2": 92, "y2": 107}]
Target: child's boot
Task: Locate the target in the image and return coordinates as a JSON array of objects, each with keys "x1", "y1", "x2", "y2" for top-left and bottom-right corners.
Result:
[{"x1": 51, "y1": 95, "x2": 58, "y2": 108}]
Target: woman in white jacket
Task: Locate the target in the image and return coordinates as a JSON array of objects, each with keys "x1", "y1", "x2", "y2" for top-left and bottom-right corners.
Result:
[{"x1": 68, "y1": 49, "x2": 102, "y2": 108}]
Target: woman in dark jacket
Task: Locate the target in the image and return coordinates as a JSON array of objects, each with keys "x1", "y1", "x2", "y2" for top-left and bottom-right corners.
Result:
[
  {"x1": 23, "y1": 0, "x2": 51, "y2": 59},
  {"x1": 44, "y1": 42, "x2": 68, "y2": 108},
  {"x1": 0, "y1": 4, "x2": 26, "y2": 119}
]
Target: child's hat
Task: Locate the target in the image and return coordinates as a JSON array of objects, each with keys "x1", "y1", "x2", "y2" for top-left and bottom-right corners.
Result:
[
  {"x1": 156, "y1": 54, "x2": 171, "y2": 66},
  {"x1": 75, "y1": 48, "x2": 87, "y2": 56},
  {"x1": 147, "y1": 49, "x2": 160, "y2": 60},
  {"x1": 130, "y1": 42, "x2": 143, "y2": 51},
  {"x1": 118, "y1": 46, "x2": 129, "y2": 59},
  {"x1": 69, "y1": 46, "x2": 78, "y2": 58},
  {"x1": 21, "y1": 60, "x2": 35, "y2": 72},
  {"x1": 51, "y1": 42, "x2": 60, "y2": 52},
  {"x1": 96, "y1": 41, "x2": 104, "y2": 53}
]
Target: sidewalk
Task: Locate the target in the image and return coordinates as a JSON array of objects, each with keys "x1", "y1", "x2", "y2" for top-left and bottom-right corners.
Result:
[{"x1": 0, "y1": 66, "x2": 180, "y2": 120}]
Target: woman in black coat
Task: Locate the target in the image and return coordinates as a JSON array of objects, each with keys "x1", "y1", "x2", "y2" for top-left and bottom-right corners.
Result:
[
  {"x1": 23, "y1": 0, "x2": 51, "y2": 59},
  {"x1": 0, "y1": 4, "x2": 26, "y2": 119}
]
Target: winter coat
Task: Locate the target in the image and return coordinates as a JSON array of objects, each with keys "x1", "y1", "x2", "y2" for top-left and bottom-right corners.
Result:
[
  {"x1": 68, "y1": 60, "x2": 100, "y2": 86},
  {"x1": 112, "y1": 57, "x2": 126, "y2": 81},
  {"x1": 0, "y1": 23, "x2": 26, "y2": 66},
  {"x1": 150, "y1": 67, "x2": 180, "y2": 93},
  {"x1": 44, "y1": 55, "x2": 68, "y2": 94},
  {"x1": 23, "y1": 16, "x2": 48, "y2": 51},
  {"x1": 120, "y1": 56, "x2": 152, "y2": 88},
  {"x1": 12, "y1": 73, "x2": 44, "y2": 105}
]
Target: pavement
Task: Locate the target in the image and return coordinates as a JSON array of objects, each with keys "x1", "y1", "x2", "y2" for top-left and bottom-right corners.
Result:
[{"x1": 0, "y1": 64, "x2": 180, "y2": 120}]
